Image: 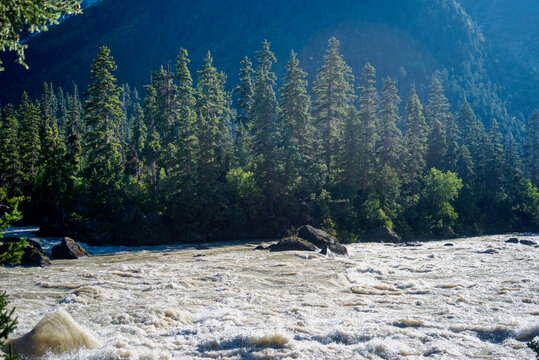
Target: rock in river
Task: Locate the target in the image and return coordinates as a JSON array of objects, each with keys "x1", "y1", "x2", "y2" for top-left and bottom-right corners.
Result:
[
  {"x1": 319, "y1": 243, "x2": 348, "y2": 256},
  {"x1": 268, "y1": 236, "x2": 319, "y2": 252},
  {"x1": 361, "y1": 226, "x2": 401, "y2": 243},
  {"x1": 51, "y1": 237, "x2": 89, "y2": 260},
  {"x1": 297, "y1": 225, "x2": 336, "y2": 248},
  {"x1": 7, "y1": 310, "x2": 100, "y2": 357},
  {"x1": 0, "y1": 237, "x2": 51, "y2": 267}
]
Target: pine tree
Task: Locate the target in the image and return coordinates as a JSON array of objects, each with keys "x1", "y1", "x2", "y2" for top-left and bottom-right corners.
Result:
[
  {"x1": 311, "y1": 37, "x2": 354, "y2": 179},
  {"x1": 40, "y1": 82, "x2": 57, "y2": 141},
  {"x1": 456, "y1": 144, "x2": 474, "y2": 184},
  {"x1": 251, "y1": 40, "x2": 280, "y2": 214},
  {"x1": 83, "y1": 46, "x2": 125, "y2": 213},
  {"x1": 456, "y1": 100, "x2": 479, "y2": 155},
  {"x1": 141, "y1": 83, "x2": 162, "y2": 190},
  {"x1": 486, "y1": 119, "x2": 505, "y2": 194},
  {"x1": 125, "y1": 104, "x2": 146, "y2": 182},
  {"x1": 142, "y1": 66, "x2": 178, "y2": 186},
  {"x1": 233, "y1": 56, "x2": 255, "y2": 169},
  {"x1": 444, "y1": 113, "x2": 460, "y2": 172},
  {"x1": 234, "y1": 56, "x2": 254, "y2": 128},
  {"x1": 279, "y1": 50, "x2": 312, "y2": 196},
  {"x1": 164, "y1": 48, "x2": 199, "y2": 227},
  {"x1": 402, "y1": 88, "x2": 428, "y2": 182},
  {"x1": 377, "y1": 76, "x2": 402, "y2": 170},
  {"x1": 18, "y1": 92, "x2": 41, "y2": 186},
  {"x1": 174, "y1": 47, "x2": 198, "y2": 183},
  {"x1": 525, "y1": 109, "x2": 539, "y2": 185},
  {"x1": 64, "y1": 84, "x2": 83, "y2": 176},
  {"x1": 505, "y1": 131, "x2": 521, "y2": 176},
  {"x1": 36, "y1": 104, "x2": 70, "y2": 213},
  {"x1": 425, "y1": 78, "x2": 450, "y2": 169},
  {"x1": 339, "y1": 105, "x2": 361, "y2": 195},
  {"x1": 0, "y1": 105, "x2": 22, "y2": 196},
  {"x1": 357, "y1": 63, "x2": 379, "y2": 192},
  {"x1": 195, "y1": 51, "x2": 233, "y2": 227},
  {"x1": 56, "y1": 85, "x2": 67, "y2": 129}
]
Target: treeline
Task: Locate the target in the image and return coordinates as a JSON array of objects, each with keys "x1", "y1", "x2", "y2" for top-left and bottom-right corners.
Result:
[{"x1": 1, "y1": 38, "x2": 538, "y2": 244}]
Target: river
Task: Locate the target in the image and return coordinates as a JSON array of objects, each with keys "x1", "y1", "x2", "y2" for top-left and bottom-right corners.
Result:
[{"x1": 1, "y1": 228, "x2": 538, "y2": 359}]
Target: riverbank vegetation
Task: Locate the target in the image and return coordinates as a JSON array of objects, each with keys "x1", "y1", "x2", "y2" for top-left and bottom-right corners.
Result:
[{"x1": 1, "y1": 38, "x2": 538, "y2": 245}]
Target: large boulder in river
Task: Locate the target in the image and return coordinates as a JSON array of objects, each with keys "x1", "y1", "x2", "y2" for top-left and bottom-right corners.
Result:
[
  {"x1": 268, "y1": 236, "x2": 319, "y2": 252},
  {"x1": 51, "y1": 238, "x2": 89, "y2": 260},
  {"x1": 21, "y1": 246, "x2": 52, "y2": 267},
  {"x1": 361, "y1": 226, "x2": 401, "y2": 243},
  {"x1": 6, "y1": 310, "x2": 100, "y2": 358},
  {"x1": 297, "y1": 225, "x2": 336, "y2": 248},
  {"x1": 0, "y1": 237, "x2": 51, "y2": 267}
]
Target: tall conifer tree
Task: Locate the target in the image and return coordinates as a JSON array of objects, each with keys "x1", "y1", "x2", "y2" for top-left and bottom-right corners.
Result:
[
  {"x1": 402, "y1": 88, "x2": 428, "y2": 182},
  {"x1": 311, "y1": 37, "x2": 354, "y2": 179},
  {"x1": 425, "y1": 78, "x2": 450, "y2": 169},
  {"x1": 377, "y1": 76, "x2": 402, "y2": 170},
  {"x1": 279, "y1": 50, "x2": 312, "y2": 195},
  {"x1": 0, "y1": 105, "x2": 22, "y2": 196},
  {"x1": 357, "y1": 63, "x2": 379, "y2": 192},
  {"x1": 83, "y1": 46, "x2": 125, "y2": 213},
  {"x1": 232, "y1": 56, "x2": 255, "y2": 169},
  {"x1": 525, "y1": 110, "x2": 539, "y2": 185},
  {"x1": 18, "y1": 92, "x2": 41, "y2": 186},
  {"x1": 251, "y1": 40, "x2": 280, "y2": 214}
]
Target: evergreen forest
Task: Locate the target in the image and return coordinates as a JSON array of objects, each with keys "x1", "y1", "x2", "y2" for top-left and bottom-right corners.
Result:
[{"x1": 1, "y1": 38, "x2": 538, "y2": 245}]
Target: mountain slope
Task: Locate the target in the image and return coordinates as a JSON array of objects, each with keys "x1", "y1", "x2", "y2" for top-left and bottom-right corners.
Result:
[
  {"x1": 0, "y1": 0, "x2": 537, "y2": 135},
  {"x1": 459, "y1": 0, "x2": 539, "y2": 72}
]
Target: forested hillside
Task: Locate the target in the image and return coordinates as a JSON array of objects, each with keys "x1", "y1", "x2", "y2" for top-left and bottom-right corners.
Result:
[
  {"x1": 1, "y1": 39, "x2": 538, "y2": 245},
  {"x1": 459, "y1": 0, "x2": 539, "y2": 72},
  {"x1": 1, "y1": 0, "x2": 538, "y2": 137}
]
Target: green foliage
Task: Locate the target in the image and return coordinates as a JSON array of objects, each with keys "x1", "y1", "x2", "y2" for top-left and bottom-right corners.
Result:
[
  {"x1": 83, "y1": 46, "x2": 125, "y2": 214},
  {"x1": 0, "y1": 199, "x2": 27, "y2": 267},
  {"x1": 402, "y1": 88, "x2": 428, "y2": 182},
  {"x1": 418, "y1": 168, "x2": 463, "y2": 235},
  {"x1": 377, "y1": 77, "x2": 402, "y2": 170},
  {"x1": 0, "y1": 0, "x2": 81, "y2": 71},
  {"x1": 357, "y1": 63, "x2": 379, "y2": 192},
  {"x1": 311, "y1": 37, "x2": 354, "y2": 179},
  {"x1": 527, "y1": 340, "x2": 539, "y2": 360},
  {"x1": 525, "y1": 110, "x2": 539, "y2": 186},
  {"x1": 0, "y1": 238, "x2": 28, "y2": 267},
  {"x1": 0, "y1": 36, "x2": 537, "y2": 244},
  {"x1": 0, "y1": 292, "x2": 19, "y2": 360},
  {"x1": 359, "y1": 193, "x2": 393, "y2": 229},
  {"x1": 320, "y1": 218, "x2": 338, "y2": 239}
]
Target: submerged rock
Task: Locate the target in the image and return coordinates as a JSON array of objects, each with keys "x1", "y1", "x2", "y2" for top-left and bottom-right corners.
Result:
[
  {"x1": 361, "y1": 226, "x2": 401, "y2": 243},
  {"x1": 7, "y1": 310, "x2": 100, "y2": 357},
  {"x1": 51, "y1": 238, "x2": 89, "y2": 260},
  {"x1": 398, "y1": 242, "x2": 423, "y2": 247},
  {"x1": 319, "y1": 243, "x2": 348, "y2": 256},
  {"x1": 506, "y1": 238, "x2": 519, "y2": 244},
  {"x1": 519, "y1": 239, "x2": 537, "y2": 246},
  {"x1": 476, "y1": 249, "x2": 498, "y2": 254},
  {"x1": 297, "y1": 225, "x2": 336, "y2": 248},
  {"x1": 254, "y1": 245, "x2": 268, "y2": 250},
  {"x1": 268, "y1": 236, "x2": 319, "y2": 252},
  {"x1": 444, "y1": 243, "x2": 454, "y2": 247}
]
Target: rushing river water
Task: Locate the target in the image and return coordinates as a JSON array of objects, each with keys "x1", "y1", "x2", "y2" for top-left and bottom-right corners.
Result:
[{"x1": 1, "y1": 228, "x2": 538, "y2": 359}]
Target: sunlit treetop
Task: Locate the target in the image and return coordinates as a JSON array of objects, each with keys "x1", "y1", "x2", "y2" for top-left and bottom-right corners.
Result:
[{"x1": 0, "y1": 0, "x2": 81, "y2": 71}]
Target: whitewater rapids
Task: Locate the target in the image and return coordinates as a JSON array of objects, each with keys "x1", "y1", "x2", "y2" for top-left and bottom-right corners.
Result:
[{"x1": 0, "y1": 230, "x2": 537, "y2": 359}]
